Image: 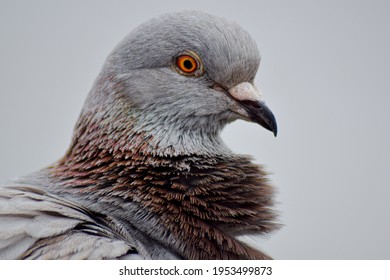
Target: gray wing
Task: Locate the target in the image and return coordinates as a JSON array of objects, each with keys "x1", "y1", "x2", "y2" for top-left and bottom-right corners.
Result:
[{"x1": 0, "y1": 184, "x2": 141, "y2": 259}]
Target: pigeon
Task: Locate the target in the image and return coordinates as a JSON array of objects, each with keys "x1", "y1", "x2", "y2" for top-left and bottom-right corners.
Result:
[{"x1": 0, "y1": 11, "x2": 278, "y2": 260}]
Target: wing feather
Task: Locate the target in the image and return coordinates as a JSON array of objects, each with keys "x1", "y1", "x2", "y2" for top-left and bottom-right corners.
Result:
[{"x1": 0, "y1": 184, "x2": 139, "y2": 259}]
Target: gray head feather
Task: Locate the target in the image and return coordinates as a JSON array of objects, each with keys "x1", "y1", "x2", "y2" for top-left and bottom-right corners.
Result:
[{"x1": 81, "y1": 11, "x2": 265, "y2": 156}]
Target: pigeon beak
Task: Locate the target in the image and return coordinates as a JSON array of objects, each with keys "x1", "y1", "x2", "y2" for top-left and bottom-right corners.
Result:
[{"x1": 228, "y1": 82, "x2": 278, "y2": 136}]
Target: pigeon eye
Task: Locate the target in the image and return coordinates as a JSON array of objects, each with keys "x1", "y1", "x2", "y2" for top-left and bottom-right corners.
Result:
[
  {"x1": 174, "y1": 51, "x2": 203, "y2": 76},
  {"x1": 177, "y1": 55, "x2": 197, "y2": 73}
]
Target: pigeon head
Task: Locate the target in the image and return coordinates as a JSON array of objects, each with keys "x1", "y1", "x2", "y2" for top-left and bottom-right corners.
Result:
[{"x1": 77, "y1": 11, "x2": 277, "y2": 156}]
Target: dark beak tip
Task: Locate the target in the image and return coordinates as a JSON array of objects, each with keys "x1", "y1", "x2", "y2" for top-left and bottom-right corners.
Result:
[
  {"x1": 272, "y1": 119, "x2": 278, "y2": 137},
  {"x1": 236, "y1": 99, "x2": 278, "y2": 138},
  {"x1": 262, "y1": 108, "x2": 278, "y2": 138},
  {"x1": 266, "y1": 121, "x2": 277, "y2": 137},
  {"x1": 256, "y1": 116, "x2": 277, "y2": 137}
]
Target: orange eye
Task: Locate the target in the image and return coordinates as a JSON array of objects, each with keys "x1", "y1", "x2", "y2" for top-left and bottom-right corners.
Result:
[{"x1": 176, "y1": 55, "x2": 198, "y2": 74}]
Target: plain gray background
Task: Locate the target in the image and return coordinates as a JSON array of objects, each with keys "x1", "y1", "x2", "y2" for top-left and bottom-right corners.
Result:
[{"x1": 0, "y1": 0, "x2": 389, "y2": 259}]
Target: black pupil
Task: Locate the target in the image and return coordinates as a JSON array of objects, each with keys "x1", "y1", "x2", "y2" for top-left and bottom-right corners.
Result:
[{"x1": 183, "y1": 59, "x2": 193, "y2": 70}]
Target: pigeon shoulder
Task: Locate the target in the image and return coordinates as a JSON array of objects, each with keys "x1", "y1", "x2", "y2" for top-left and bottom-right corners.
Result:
[{"x1": 0, "y1": 183, "x2": 140, "y2": 259}]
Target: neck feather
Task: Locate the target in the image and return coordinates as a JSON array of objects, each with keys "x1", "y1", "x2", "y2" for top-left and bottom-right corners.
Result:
[{"x1": 50, "y1": 98, "x2": 277, "y2": 259}]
